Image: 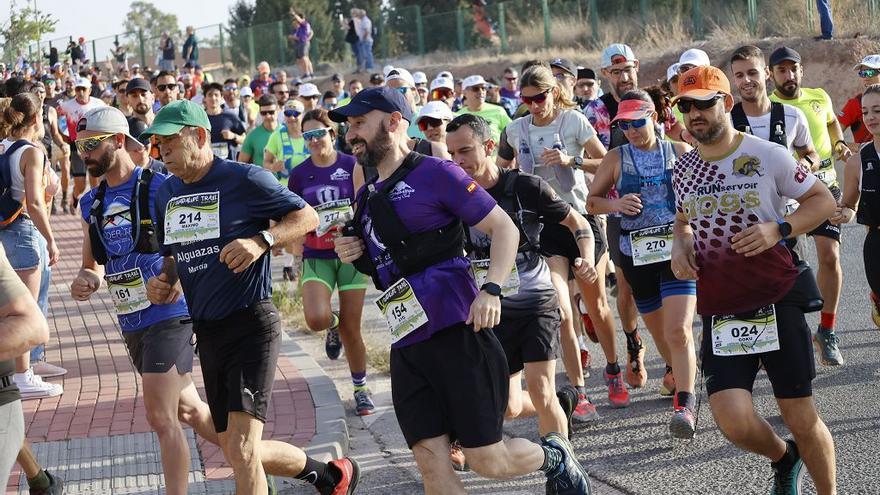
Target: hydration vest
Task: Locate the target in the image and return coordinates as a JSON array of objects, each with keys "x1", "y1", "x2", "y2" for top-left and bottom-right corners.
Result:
[
  {"x1": 857, "y1": 142, "x2": 880, "y2": 227},
  {"x1": 731, "y1": 102, "x2": 788, "y2": 148},
  {"x1": 88, "y1": 168, "x2": 160, "y2": 265},
  {"x1": 617, "y1": 141, "x2": 677, "y2": 218},
  {"x1": 346, "y1": 152, "x2": 465, "y2": 290}
]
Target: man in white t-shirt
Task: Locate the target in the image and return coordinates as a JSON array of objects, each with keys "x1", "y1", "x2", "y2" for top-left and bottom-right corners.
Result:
[{"x1": 58, "y1": 77, "x2": 106, "y2": 210}]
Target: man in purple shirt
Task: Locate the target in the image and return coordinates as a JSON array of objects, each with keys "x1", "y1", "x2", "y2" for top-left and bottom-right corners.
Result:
[{"x1": 330, "y1": 87, "x2": 592, "y2": 495}]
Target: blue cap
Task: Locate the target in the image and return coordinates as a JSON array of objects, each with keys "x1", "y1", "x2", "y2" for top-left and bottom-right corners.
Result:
[{"x1": 328, "y1": 86, "x2": 413, "y2": 123}]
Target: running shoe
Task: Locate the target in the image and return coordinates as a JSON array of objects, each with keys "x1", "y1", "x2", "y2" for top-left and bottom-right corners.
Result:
[
  {"x1": 324, "y1": 457, "x2": 360, "y2": 495},
  {"x1": 14, "y1": 369, "x2": 62, "y2": 400},
  {"x1": 770, "y1": 440, "x2": 805, "y2": 495},
  {"x1": 659, "y1": 365, "x2": 675, "y2": 397},
  {"x1": 449, "y1": 441, "x2": 469, "y2": 472},
  {"x1": 325, "y1": 311, "x2": 342, "y2": 360},
  {"x1": 604, "y1": 371, "x2": 630, "y2": 408},
  {"x1": 669, "y1": 406, "x2": 696, "y2": 439},
  {"x1": 625, "y1": 341, "x2": 647, "y2": 389},
  {"x1": 580, "y1": 347, "x2": 591, "y2": 378},
  {"x1": 813, "y1": 326, "x2": 844, "y2": 366},
  {"x1": 266, "y1": 473, "x2": 277, "y2": 495},
  {"x1": 572, "y1": 393, "x2": 600, "y2": 423},
  {"x1": 354, "y1": 388, "x2": 375, "y2": 416},
  {"x1": 556, "y1": 385, "x2": 577, "y2": 434},
  {"x1": 872, "y1": 293, "x2": 880, "y2": 329},
  {"x1": 576, "y1": 295, "x2": 599, "y2": 343},
  {"x1": 541, "y1": 432, "x2": 593, "y2": 495},
  {"x1": 31, "y1": 361, "x2": 67, "y2": 378},
  {"x1": 28, "y1": 470, "x2": 63, "y2": 495}
]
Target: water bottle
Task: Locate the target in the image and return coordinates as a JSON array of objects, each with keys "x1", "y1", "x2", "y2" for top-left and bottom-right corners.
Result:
[{"x1": 552, "y1": 132, "x2": 564, "y2": 152}]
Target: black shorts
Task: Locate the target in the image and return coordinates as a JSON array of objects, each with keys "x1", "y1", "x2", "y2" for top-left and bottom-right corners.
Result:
[
  {"x1": 700, "y1": 296, "x2": 816, "y2": 400},
  {"x1": 540, "y1": 214, "x2": 607, "y2": 266},
  {"x1": 496, "y1": 307, "x2": 559, "y2": 374},
  {"x1": 193, "y1": 300, "x2": 281, "y2": 433},
  {"x1": 606, "y1": 215, "x2": 623, "y2": 267},
  {"x1": 619, "y1": 254, "x2": 696, "y2": 314},
  {"x1": 69, "y1": 147, "x2": 86, "y2": 177},
  {"x1": 123, "y1": 317, "x2": 194, "y2": 374},
  {"x1": 390, "y1": 323, "x2": 508, "y2": 449},
  {"x1": 808, "y1": 185, "x2": 841, "y2": 242}
]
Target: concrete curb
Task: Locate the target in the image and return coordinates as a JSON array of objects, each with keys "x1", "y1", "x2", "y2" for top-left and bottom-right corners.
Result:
[{"x1": 278, "y1": 329, "x2": 350, "y2": 463}]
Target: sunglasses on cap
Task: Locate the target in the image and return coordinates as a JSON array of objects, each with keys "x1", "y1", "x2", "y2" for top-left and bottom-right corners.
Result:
[
  {"x1": 260, "y1": 109, "x2": 277, "y2": 116},
  {"x1": 417, "y1": 117, "x2": 444, "y2": 132},
  {"x1": 74, "y1": 133, "x2": 115, "y2": 154},
  {"x1": 156, "y1": 83, "x2": 177, "y2": 92},
  {"x1": 676, "y1": 96, "x2": 723, "y2": 113},
  {"x1": 521, "y1": 88, "x2": 551, "y2": 105},
  {"x1": 618, "y1": 118, "x2": 649, "y2": 131},
  {"x1": 859, "y1": 69, "x2": 879, "y2": 79},
  {"x1": 302, "y1": 128, "x2": 331, "y2": 141},
  {"x1": 283, "y1": 108, "x2": 301, "y2": 118}
]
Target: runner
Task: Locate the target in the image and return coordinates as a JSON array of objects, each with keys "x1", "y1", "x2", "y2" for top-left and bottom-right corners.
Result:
[
  {"x1": 769, "y1": 46, "x2": 851, "y2": 366},
  {"x1": 586, "y1": 91, "x2": 698, "y2": 437},
  {"x1": 142, "y1": 100, "x2": 359, "y2": 494},
  {"x1": 331, "y1": 87, "x2": 592, "y2": 494},
  {"x1": 287, "y1": 108, "x2": 374, "y2": 415},
  {"x1": 574, "y1": 68, "x2": 600, "y2": 110},
  {"x1": 238, "y1": 94, "x2": 279, "y2": 167},
  {"x1": 671, "y1": 65, "x2": 837, "y2": 495},
  {"x1": 58, "y1": 77, "x2": 105, "y2": 212},
  {"x1": 412, "y1": 100, "x2": 454, "y2": 158},
  {"x1": 835, "y1": 83, "x2": 880, "y2": 328},
  {"x1": 455, "y1": 74, "x2": 512, "y2": 144},
  {"x1": 264, "y1": 99, "x2": 310, "y2": 185},
  {"x1": 836, "y1": 54, "x2": 880, "y2": 146},
  {"x1": 202, "y1": 82, "x2": 246, "y2": 161},
  {"x1": 501, "y1": 64, "x2": 627, "y2": 413}
]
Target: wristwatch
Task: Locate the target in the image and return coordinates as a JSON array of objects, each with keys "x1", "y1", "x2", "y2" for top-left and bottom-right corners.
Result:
[
  {"x1": 480, "y1": 282, "x2": 503, "y2": 298},
  {"x1": 258, "y1": 230, "x2": 276, "y2": 249},
  {"x1": 572, "y1": 156, "x2": 584, "y2": 169},
  {"x1": 777, "y1": 221, "x2": 792, "y2": 240}
]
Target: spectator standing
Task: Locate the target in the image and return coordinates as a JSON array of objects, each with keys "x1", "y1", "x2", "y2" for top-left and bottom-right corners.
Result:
[
  {"x1": 182, "y1": 26, "x2": 199, "y2": 66},
  {"x1": 355, "y1": 9, "x2": 374, "y2": 72},
  {"x1": 159, "y1": 32, "x2": 175, "y2": 72},
  {"x1": 816, "y1": 0, "x2": 833, "y2": 40},
  {"x1": 342, "y1": 10, "x2": 361, "y2": 71},
  {"x1": 290, "y1": 12, "x2": 315, "y2": 80}
]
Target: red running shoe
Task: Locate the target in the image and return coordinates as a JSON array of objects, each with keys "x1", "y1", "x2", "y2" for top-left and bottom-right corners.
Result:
[{"x1": 326, "y1": 457, "x2": 360, "y2": 495}]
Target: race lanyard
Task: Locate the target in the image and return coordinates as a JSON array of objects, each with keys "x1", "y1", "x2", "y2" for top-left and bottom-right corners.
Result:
[
  {"x1": 315, "y1": 199, "x2": 353, "y2": 237},
  {"x1": 106, "y1": 267, "x2": 151, "y2": 315},
  {"x1": 164, "y1": 192, "x2": 221, "y2": 244},
  {"x1": 470, "y1": 259, "x2": 520, "y2": 296},
  {"x1": 711, "y1": 304, "x2": 780, "y2": 356},
  {"x1": 629, "y1": 223, "x2": 673, "y2": 266},
  {"x1": 376, "y1": 278, "x2": 429, "y2": 344},
  {"x1": 279, "y1": 130, "x2": 309, "y2": 177}
]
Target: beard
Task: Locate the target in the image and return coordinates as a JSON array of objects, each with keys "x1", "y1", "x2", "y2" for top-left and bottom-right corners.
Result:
[
  {"x1": 350, "y1": 122, "x2": 392, "y2": 169},
  {"x1": 85, "y1": 146, "x2": 114, "y2": 177},
  {"x1": 776, "y1": 80, "x2": 799, "y2": 98},
  {"x1": 615, "y1": 80, "x2": 635, "y2": 98},
  {"x1": 134, "y1": 102, "x2": 150, "y2": 115},
  {"x1": 689, "y1": 119, "x2": 726, "y2": 145}
]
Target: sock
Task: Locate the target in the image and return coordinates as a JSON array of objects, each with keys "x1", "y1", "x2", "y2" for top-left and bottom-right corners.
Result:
[
  {"x1": 351, "y1": 371, "x2": 367, "y2": 391},
  {"x1": 605, "y1": 361, "x2": 620, "y2": 375},
  {"x1": 575, "y1": 385, "x2": 587, "y2": 397},
  {"x1": 624, "y1": 329, "x2": 641, "y2": 350},
  {"x1": 27, "y1": 470, "x2": 50, "y2": 490},
  {"x1": 820, "y1": 312, "x2": 836, "y2": 330},
  {"x1": 578, "y1": 335, "x2": 587, "y2": 350},
  {"x1": 294, "y1": 457, "x2": 340, "y2": 489},
  {"x1": 539, "y1": 444, "x2": 563, "y2": 473},
  {"x1": 675, "y1": 391, "x2": 696, "y2": 411}
]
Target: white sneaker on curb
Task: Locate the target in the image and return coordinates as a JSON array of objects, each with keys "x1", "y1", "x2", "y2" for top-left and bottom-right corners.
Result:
[{"x1": 13, "y1": 369, "x2": 63, "y2": 399}]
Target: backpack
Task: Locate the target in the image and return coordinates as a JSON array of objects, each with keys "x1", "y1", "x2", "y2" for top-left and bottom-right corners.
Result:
[
  {"x1": 88, "y1": 168, "x2": 160, "y2": 264},
  {"x1": 0, "y1": 140, "x2": 30, "y2": 227},
  {"x1": 731, "y1": 102, "x2": 787, "y2": 147}
]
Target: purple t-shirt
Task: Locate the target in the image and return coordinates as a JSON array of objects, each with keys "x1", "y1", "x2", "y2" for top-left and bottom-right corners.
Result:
[
  {"x1": 294, "y1": 21, "x2": 312, "y2": 43},
  {"x1": 358, "y1": 157, "x2": 496, "y2": 348},
  {"x1": 289, "y1": 152, "x2": 357, "y2": 259}
]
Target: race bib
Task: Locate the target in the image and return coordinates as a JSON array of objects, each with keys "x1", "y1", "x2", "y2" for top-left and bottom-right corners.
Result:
[
  {"x1": 814, "y1": 160, "x2": 836, "y2": 185},
  {"x1": 376, "y1": 278, "x2": 429, "y2": 344},
  {"x1": 711, "y1": 304, "x2": 780, "y2": 356},
  {"x1": 315, "y1": 199, "x2": 353, "y2": 237},
  {"x1": 164, "y1": 192, "x2": 221, "y2": 245},
  {"x1": 470, "y1": 259, "x2": 520, "y2": 297},
  {"x1": 629, "y1": 224, "x2": 673, "y2": 266},
  {"x1": 211, "y1": 142, "x2": 229, "y2": 159},
  {"x1": 106, "y1": 268, "x2": 151, "y2": 315}
]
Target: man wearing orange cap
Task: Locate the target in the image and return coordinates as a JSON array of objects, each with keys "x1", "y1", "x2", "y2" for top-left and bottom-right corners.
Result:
[{"x1": 671, "y1": 66, "x2": 837, "y2": 495}]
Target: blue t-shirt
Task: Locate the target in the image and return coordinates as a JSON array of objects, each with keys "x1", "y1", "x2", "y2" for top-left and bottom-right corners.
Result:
[
  {"x1": 80, "y1": 168, "x2": 189, "y2": 332},
  {"x1": 156, "y1": 158, "x2": 307, "y2": 321},
  {"x1": 207, "y1": 110, "x2": 246, "y2": 161}
]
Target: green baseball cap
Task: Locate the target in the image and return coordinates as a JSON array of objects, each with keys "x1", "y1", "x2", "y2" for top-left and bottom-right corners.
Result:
[{"x1": 141, "y1": 99, "x2": 212, "y2": 137}]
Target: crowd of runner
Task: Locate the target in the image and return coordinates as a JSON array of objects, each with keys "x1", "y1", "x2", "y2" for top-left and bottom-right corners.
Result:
[{"x1": 0, "y1": 37, "x2": 877, "y2": 495}]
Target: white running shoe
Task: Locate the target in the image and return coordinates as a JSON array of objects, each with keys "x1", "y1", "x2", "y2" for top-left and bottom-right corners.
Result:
[{"x1": 14, "y1": 368, "x2": 63, "y2": 399}]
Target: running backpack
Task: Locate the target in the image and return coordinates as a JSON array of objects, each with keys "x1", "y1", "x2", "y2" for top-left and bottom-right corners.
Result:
[
  {"x1": 88, "y1": 168, "x2": 160, "y2": 264},
  {"x1": 731, "y1": 102, "x2": 787, "y2": 147},
  {"x1": 0, "y1": 140, "x2": 29, "y2": 227}
]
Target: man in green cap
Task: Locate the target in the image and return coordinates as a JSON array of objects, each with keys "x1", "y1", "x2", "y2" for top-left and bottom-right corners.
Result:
[{"x1": 142, "y1": 100, "x2": 361, "y2": 495}]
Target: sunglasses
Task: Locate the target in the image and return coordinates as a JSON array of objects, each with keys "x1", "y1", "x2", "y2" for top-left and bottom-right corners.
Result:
[
  {"x1": 303, "y1": 128, "x2": 330, "y2": 141},
  {"x1": 618, "y1": 118, "x2": 649, "y2": 131},
  {"x1": 859, "y1": 69, "x2": 879, "y2": 79},
  {"x1": 676, "y1": 96, "x2": 722, "y2": 113},
  {"x1": 554, "y1": 72, "x2": 572, "y2": 80},
  {"x1": 505, "y1": 76, "x2": 518, "y2": 81},
  {"x1": 156, "y1": 83, "x2": 176, "y2": 92},
  {"x1": 75, "y1": 133, "x2": 115, "y2": 154},
  {"x1": 418, "y1": 117, "x2": 444, "y2": 132},
  {"x1": 521, "y1": 89, "x2": 551, "y2": 105},
  {"x1": 431, "y1": 89, "x2": 452, "y2": 99},
  {"x1": 397, "y1": 87, "x2": 409, "y2": 94},
  {"x1": 261, "y1": 110, "x2": 277, "y2": 116},
  {"x1": 283, "y1": 108, "x2": 301, "y2": 118},
  {"x1": 223, "y1": 86, "x2": 239, "y2": 92}
]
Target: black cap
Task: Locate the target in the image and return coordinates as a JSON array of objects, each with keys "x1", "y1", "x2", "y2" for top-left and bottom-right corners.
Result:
[
  {"x1": 328, "y1": 86, "x2": 414, "y2": 123},
  {"x1": 577, "y1": 67, "x2": 596, "y2": 80},
  {"x1": 549, "y1": 58, "x2": 577, "y2": 77},
  {"x1": 769, "y1": 47, "x2": 801, "y2": 67},
  {"x1": 125, "y1": 77, "x2": 151, "y2": 94},
  {"x1": 331, "y1": 73, "x2": 344, "y2": 82},
  {"x1": 370, "y1": 73, "x2": 384, "y2": 83}
]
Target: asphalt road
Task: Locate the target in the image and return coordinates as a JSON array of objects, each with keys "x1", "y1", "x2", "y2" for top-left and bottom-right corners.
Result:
[{"x1": 280, "y1": 221, "x2": 879, "y2": 495}]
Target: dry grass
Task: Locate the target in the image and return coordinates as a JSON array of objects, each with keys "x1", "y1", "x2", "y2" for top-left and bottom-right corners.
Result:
[
  {"x1": 364, "y1": 337, "x2": 391, "y2": 374},
  {"x1": 272, "y1": 281, "x2": 305, "y2": 329}
]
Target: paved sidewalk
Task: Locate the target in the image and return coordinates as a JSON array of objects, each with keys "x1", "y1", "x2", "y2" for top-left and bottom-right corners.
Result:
[{"x1": 5, "y1": 212, "x2": 346, "y2": 494}]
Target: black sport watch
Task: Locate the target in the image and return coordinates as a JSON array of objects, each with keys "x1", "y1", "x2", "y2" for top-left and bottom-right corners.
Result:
[
  {"x1": 480, "y1": 282, "x2": 503, "y2": 298},
  {"x1": 777, "y1": 221, "x2": 792, "y2": 240},
  {"x1": 572, "y1": 156, "x2": 584, "y2": 169}
]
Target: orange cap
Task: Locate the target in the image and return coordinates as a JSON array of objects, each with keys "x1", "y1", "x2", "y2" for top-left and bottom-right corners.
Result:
[{"x1": 672, "y1": 66, "x2": 731, "y2": 104}]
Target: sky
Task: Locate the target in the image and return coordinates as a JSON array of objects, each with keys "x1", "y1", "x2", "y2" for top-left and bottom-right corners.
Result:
[{"x1": 2, "y1": 0, "x2": 240, "y2": 43}]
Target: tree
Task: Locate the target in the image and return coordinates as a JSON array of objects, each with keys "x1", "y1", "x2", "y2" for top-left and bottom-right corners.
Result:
[
  {"x1": 0, "y1": 0, "x2": 57, "y2": 65},
  {"x1": 121, "y1": 1, "x2": 179, "y2": 67}
]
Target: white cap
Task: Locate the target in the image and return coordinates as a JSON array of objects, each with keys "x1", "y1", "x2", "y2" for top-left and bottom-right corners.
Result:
[
  {"x1": 430, "y1": 77, "x2": 454, "y2": 91},
  {"x1": 78, "y1": 106, "x2": 144, "y2": 150},
  {"x1": 417, "y1": 101, "x2": 455, "y2": 123},
  {"x1": 437, "y1": 70, "x2": 453, "y2": 80},
  {"x1": 678, "y1": 48, "x2": 711, "y2": 68},
  {"x1": 462, "y1": 75, "x2": 487, "y2": 90},
  {"x1": 284, "y1": 99, "x2": 305, "y2": 112},
  {"x1": 240, "y1": 86, "x2": 254, "y2": 97},
  {"x1": 412, "y1": 71, "x2": 428, "y2": 84},
  {"x1": 75, "y1": 77, "x2": 91, "y2": 89},
  {"x1": 386, "y1": 68, "x2": 415, "y2": 87},
  {"x1": 666, "y1": 63, "x2": 681, "y2": 82},
  {"x1": 854, "y1": 54, "x2": 880, "y2": 70},
  {"x1": 382, "y1": 64, "x2": 395, "y2": 78},
  {"x1": 299, "y1": 83, "x2": 320, "y2": 97}
]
